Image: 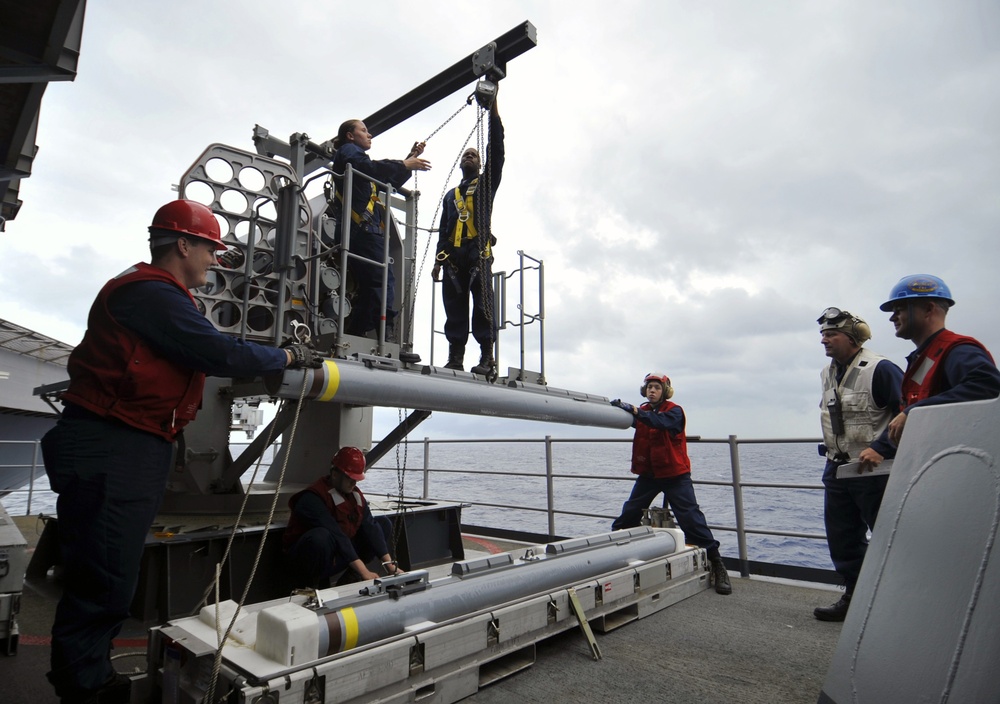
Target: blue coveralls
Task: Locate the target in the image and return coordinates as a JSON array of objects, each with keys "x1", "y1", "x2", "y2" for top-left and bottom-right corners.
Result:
[
  {"x1": 436, "y1": 110, "x2": 504, "y2": 349},
  {"x1": 43, "y1": 280, "x2": 287, "y2": 700},
  {"x1": 331, "y1": 143, "x2": 413, "y2": 337},
  {"x1": 284, "y1": 489, "x2": 392, "y2": 587},
  {"x1": 611, "y1": 403, "x2": 721, "y2": 558}
]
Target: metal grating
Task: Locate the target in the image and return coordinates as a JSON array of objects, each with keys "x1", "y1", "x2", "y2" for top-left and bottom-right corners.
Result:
[{"x1": 0, "y1": 318, "x2": 73, "y2": 366}]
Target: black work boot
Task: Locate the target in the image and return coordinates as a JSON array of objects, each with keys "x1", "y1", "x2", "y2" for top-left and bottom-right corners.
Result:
[
  {"x1": 444, "y1": 344, "x2": 465, "y2": 371},
  {"x1": 470, "y1": 344, "x2": 495, "y2": 376},
  {"x1": 710, "y1": 557, "x2": 732, "y2": 595},
  {"x1": 814, "y1": 593, "x2": 851, "y2": 621}
]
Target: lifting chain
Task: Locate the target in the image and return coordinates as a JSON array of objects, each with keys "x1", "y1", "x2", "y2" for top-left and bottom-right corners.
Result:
[
  {"x1": 473, "y1": 103, "x2": 497, "y2": 382},
  {"x1": 394, "y1": 96, "x2": 494, "y2": 524}
]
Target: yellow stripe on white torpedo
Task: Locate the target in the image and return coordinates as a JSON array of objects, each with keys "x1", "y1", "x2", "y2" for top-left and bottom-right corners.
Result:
[
  {"x1": 341, "y1": 606, "x2": 359, "y2": 651},
  {"x1": 319, "y1": 359, "x2": 341, "y2": 401}
]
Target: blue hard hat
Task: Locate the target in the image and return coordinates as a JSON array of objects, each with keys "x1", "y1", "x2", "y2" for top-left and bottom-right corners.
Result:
[{"x1": 879, "y1": 274, "x2": 955, "y2": 311}]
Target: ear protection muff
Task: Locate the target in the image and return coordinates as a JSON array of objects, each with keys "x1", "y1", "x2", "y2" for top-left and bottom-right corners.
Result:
[
  {"x1": 640, "y1": 373, "x2": 674, "y2": 399},
  {"x1": 817, "y1": 308, "x2": 872, "y2": 345}
]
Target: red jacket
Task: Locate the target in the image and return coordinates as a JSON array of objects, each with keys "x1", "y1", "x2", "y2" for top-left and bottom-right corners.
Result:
[
  {"x1": 902, "y1": 329, "x2": 992, "y2": 409},
  {"x1": 61, "y1": 263, "x2": 205, "y2": 441},
  {"x1": 283, "y1": 476, "x2": 367, "y2": 549},
  {"x1": 631, "y1": 400, "x2": 691, "y2": 479}
]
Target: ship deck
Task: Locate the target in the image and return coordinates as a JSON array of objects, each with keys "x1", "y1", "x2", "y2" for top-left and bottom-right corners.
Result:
[{"x1": 3, "y1": 516, "x2": 842, "y2": 704}]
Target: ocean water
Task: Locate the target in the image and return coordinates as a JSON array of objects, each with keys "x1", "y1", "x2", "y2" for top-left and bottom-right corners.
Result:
[
  {"x1": 1, "y1": 438, "x2": 832, "y2": 570},
  {"x1": 362, "y1": 438, "x2": 830, "y2": 569}
]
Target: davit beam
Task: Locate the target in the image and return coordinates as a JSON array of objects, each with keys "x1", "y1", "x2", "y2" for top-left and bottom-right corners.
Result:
[{"x1": 266, "y1": 359, "x2": 634, "y2": 430}]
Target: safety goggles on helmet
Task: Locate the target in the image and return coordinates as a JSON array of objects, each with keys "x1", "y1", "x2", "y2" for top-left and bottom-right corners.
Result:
[
  {"x1": 818, "y1": 308, "x2": 871, "y2": 344},
  {"x1": 817, "y1": 307, "x2": 849, "y2": 324}
]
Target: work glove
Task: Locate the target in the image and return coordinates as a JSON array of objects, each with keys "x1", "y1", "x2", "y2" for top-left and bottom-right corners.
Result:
[
  {"x1": 610, "y1": 399, "x2": 637, "y2": 415},
  {"x1": 284, "y1": 342, "x2": 324, "y2": 369},
  {"x1": 216, "y1": 248, "x2": 244, "y2": 269}
]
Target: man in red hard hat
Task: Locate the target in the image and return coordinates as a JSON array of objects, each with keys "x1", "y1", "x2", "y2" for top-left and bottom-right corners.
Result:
[
  {"x1": 41, "y1": 200, "x2": 322, "y2": 704},
  {"x1": 283, "y1": 447, "x2": 402, "y2": 588}
]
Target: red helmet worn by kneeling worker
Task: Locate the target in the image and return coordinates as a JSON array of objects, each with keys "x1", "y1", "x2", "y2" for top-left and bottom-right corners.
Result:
[
  {"x1": 149, "y1": 199, "x2": 227, "y2": 251},
  {"x1": 331, "y1": 447, "x2": 366, "y2": 481}
]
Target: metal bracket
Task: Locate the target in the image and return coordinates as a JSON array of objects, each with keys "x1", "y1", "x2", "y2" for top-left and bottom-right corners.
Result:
[
  {"x1": 567, "y1": 587, "x2": 602, "y2": 661},
  {"x1": 472, "y1": 42, "x2": 507, "y2": 83},
  {"x1": 352, "y1": 353, "x2": 401, "y2": 371}
]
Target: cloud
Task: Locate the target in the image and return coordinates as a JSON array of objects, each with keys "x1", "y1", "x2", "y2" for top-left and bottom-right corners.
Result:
[{"x1": 3, "y1": 0, "x2": 999, "y2": 443}]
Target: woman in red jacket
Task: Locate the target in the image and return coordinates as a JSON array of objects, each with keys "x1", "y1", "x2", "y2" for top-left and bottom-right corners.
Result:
[{"x1": 611, "y1": 372, "x2": 732, "y2": 595}]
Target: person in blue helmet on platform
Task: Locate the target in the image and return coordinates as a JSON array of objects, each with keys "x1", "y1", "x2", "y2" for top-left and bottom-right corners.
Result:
[
  {"x1": 812, "y1": 308, "x2": 903, "y2": 622},
  {"x1": 41, "y1": 200, "x2": 321, "y2": 704},
  {"x1": 329, "y1": 119, "x2": 431, "y2": 337},
  {"x1": 878, "y1": 274, "x2": 1000, "y2": 446},
  {"x1": 609, "y1": 373, "x2": 732, "y2": 595},
  {"x1": 283, "y1": 447, "x2": 402, "y2": 588}
]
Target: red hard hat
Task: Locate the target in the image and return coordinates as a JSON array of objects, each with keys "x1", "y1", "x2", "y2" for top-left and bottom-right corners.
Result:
[
  {"x1": 331, "y1": 447, "x2": 366, "y2": 481},
  {"x1": 640, "y1": 372, "x2": 674, "y2": 399},
  {"x1": 149, "y1": 200, "x2": 226, "y2": 251}
]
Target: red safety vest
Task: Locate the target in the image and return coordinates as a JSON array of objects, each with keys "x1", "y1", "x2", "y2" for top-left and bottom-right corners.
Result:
[
  {"x1": 283, "y1": 477, "x2": 367, "y2": 549},
  {"x1": 630, "y1": 400, "x2": 692, "y2": 479},
  {"x1": 61, "y1": 263, "x2": 205, "y2": 441},
  {"x1": 901, "y1": 329, "x2": 993, "y2": 409}
]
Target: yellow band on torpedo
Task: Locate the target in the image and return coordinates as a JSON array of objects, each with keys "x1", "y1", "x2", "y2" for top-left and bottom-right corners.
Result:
[
  {"x1": 319, "y1": 359, "x2": 341, "y2": 402},
  {"x1": 341, "y1": 606, "x2": 359, "y2": 651}
]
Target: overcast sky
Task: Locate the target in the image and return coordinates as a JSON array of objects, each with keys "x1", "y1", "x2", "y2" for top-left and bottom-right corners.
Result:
[{"x1": 2, "y1": 0, "x2": 998, "y2": 441}]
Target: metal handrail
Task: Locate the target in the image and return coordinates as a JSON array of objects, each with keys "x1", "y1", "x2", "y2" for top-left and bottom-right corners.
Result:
[
  {"x1": 373, "y1": 435, "x2": 827, "y2": 576},
  {"x1": 0, "y1": 434, "x2": 826, "y2": 576},
  {"x1": 0, "y1": 439, "x2": 44, "y2": 515}
]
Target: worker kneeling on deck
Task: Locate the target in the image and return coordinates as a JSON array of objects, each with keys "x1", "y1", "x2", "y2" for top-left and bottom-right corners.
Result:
[
  {"x1": 283, "y1": 447, "x2": 402, "y2": 588},
  {"x1": 610, "y1": 373, "x2": 732, "y2": 595}
]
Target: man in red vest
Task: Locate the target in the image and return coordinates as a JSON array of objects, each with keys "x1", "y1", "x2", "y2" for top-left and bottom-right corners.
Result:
[
  {"x1": 879, "y1": 275, "x2": 1000, "y2": 445},
  {"x1": 283, "y1": 447, "x2": 401, "y2": 587},
  {"x1": 610, "y1": 373, "x2": 732, "y2": 595},
  {"x1": 41, "y1": 200, "x2": 321, "y2": 704}
]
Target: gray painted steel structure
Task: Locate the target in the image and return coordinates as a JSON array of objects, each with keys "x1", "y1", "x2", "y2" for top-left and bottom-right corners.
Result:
[{"x1": 820, "y1": 396, "x2": 1000, "y2": 703}]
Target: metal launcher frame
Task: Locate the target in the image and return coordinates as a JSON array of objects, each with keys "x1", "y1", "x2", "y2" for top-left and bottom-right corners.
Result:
[{"x1": 162, "y1": 21, "x2": 545, "y2": 516}]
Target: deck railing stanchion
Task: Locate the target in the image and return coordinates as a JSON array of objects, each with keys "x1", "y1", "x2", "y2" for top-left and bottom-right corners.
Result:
[
  {"x1": 27, "y1": 440, "x2": 40, "y2": 516},
  {"x1": 545, "y1": 436, "x2": 555, "y2": 537},
  {"x1": 728, "y1": 435, "x2": 750, "y2": 577},
  {"x1": 422, "y1": 437, "x2": 431, "y2": 500}
]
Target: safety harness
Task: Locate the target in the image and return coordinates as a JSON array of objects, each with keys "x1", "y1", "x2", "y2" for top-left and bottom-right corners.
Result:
[
  {"x1": 450, "y1": 178, "x2": 492, "y2": 257},
  {"x1": 336, "y1": 182, "x2": 380, "y2": 227}
]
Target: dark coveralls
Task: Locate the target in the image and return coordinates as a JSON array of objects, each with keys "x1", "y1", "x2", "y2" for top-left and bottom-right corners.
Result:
[
  {"x1": 42, "y1": 279, "x2": 287, "y2": 700},
  {"x1": 821, "y1": 357, "x2": 902, "y2": 594},
  {"x1": 435, "y1": 110, "x2": 504, "y2": 350},
  {"x1": 331, "y1": 143, "x2": 414, "y2": 336},
  {"x1": 284, "y1": 485, "x2": 391, "y2": 587},
  {"x1": 611, "y1": 402, "x2": 721, "y2": 558}
]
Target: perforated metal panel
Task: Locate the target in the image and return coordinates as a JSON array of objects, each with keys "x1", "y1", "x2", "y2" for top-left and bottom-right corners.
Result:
[{"x1": 180, "y1": 144, "x2": 314, "y2": 344}]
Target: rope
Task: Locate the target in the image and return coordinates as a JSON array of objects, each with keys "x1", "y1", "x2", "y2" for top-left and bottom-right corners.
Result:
[{"x1": 203, "y1": 374, "x2": 310, "y2": 704}]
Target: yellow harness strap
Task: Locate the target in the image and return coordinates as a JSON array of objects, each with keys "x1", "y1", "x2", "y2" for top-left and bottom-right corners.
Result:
[
  {"x1": 337, "y1": 182, "x2": 379, "y2": 226},
  {"x1": 452, "y1": 179, "x2": 479, "y2": 247}
]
